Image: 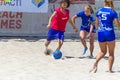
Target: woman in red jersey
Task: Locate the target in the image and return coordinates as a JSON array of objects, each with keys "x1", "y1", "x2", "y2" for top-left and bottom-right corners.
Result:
[{"x1": 44, "y1": 0, "x2": 78, "y2": 55}]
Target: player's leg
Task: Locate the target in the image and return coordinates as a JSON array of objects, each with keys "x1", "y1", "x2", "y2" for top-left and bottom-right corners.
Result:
[
  {"x1": 56, "y1": 31, "x2": 64, "y2": 50},
  {"x1": 90, "y1": 42, "x2": 107, "y2": 73},
  {"x1": 107, "y1": 40, "x2": 115, "y2": 73},
  {"x1": 56, "y1": 39, "x2": 63, "y2": 50},
  {"x1": 80, "y1": 30, "x2": 88, "y2": 55},
  {"x1": 89, "y1": 33, "x2": 95, "y2": 58},
  {"x1": 44, "y1": 28, "x2": 55, "y2": 55},
  {"x1": 44, "y1": 40, "x2": 51, "y2": 55},
  {"x1": 45, "y1": 40, "x2": 51, "y2": 49}
]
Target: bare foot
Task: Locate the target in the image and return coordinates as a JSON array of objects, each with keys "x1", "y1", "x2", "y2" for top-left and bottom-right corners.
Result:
[
  {"x1": 106, "y1": 70, "x2": 114, "y2": 73},
  {"x1": 89, "y1": 63, "x2": 98, "y2": 73}
]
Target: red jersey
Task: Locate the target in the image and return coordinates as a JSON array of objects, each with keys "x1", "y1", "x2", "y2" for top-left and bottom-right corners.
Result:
[{"x1": 51, "y1": 7, "x2": 69, "y2": 32}]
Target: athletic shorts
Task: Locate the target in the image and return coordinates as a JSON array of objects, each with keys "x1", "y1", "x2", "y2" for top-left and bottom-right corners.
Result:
[
  {"x1": 80, "y1": 26, "x2": 96, "y2": 33},
  {"x1": 47, "y1": 28, "x2": 64, "y2": 41},
  {"x1": 98, "y1": 30, "x2": 115, "y2": 42}
]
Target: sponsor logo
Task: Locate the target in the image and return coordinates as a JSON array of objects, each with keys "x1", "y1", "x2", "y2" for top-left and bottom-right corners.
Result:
[
  {"x1": 0, "y1": 0, "x2": 21, "y2": 6},
  {"x1": 32, "y1": 0, "x2": 45, "y2": 8}
]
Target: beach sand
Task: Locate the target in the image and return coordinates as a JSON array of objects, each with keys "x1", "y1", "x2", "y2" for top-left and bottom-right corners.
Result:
[{"x1": 0, "y1": 38, "x2": 120, "y2": 80}]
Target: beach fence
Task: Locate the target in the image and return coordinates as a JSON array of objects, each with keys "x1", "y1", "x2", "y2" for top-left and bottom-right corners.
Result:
[{"x1": 0, "y1": 0, "x2": 120, "y2": 37}]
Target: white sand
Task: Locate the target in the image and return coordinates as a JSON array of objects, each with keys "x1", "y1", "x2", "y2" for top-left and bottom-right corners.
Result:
[{"x1": 0, "y1": 38, "x2": 120, "y2": 80}]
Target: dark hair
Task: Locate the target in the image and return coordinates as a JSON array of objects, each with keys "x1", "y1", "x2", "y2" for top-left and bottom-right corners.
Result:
[{"x1": 60, "y1": 0, "x2": 70, "y2": 8}]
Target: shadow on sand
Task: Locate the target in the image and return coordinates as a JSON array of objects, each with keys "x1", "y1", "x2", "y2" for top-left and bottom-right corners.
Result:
[
  {"x1": 62, "y1": 56, "x2": 96, "y2": 60},
  {"x1": 0, "y1": 36, "x2": 43, "y2": 42}
]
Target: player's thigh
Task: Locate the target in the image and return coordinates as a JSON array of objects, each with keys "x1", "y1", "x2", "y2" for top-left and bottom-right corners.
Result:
[
  {"x1": 99, "y1": 42, "x2": 107, "y2": 54},
  {"x1": 80, "y1": 30, "x2": 87, "y2": 39},
  {"x1": 90, "y1": 33, "x2": 95, "y2": 44}
]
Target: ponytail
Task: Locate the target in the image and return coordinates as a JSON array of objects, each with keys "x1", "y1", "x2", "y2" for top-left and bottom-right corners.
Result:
[
  {"x1": 88, "y1": 5, "x2": 94, "y2": 14},
  {"x1": 85, "y1": 5, "x2": 94, "y2": 14}
]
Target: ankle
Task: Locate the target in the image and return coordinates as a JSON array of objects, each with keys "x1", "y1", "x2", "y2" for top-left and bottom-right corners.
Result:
[
  {"x1": 108, "y1": 70, "x2": 113, "y2": 73},
  {"x1": 90, "y1": 54, "x2": 93, "y2": 56},
  {"x1": 45, "y1": 46, "x2": 48, "y2": 50}
]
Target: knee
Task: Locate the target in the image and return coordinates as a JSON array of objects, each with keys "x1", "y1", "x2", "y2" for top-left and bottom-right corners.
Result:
[
  {"x1": 90, "y1": 42, "x2": 94, "y2": 46},
  {"x1": 60, "y1": 42, "x2": 63, "y2": 46},
  {"x1": 80, "y1": 36, "x2": 85, "y2": 40},
  {"x1": 101, "y1": 50, "x2": 107, "y2": 54},
  {"x1": 109, "y1": 53, "x2": 114, "y2": 57},
  {"x1": 109, "y1": 55, "x2": 114, "y2": 60},
  {"x1": 45, "y1": 41, "x2": 50, "y2": 46},
  {"x1": 59, "y1": 42, "x2": 63, "y2": 46}
]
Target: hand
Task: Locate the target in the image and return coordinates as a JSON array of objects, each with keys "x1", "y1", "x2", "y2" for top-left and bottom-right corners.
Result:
[
  {"x1": 86, "y1": 33, "x2": 91, "y2": 39},
  {"x1": 74, "y1": 28, "x2": 78, "y2": 32},
  {"x1": 47, "y1": 24, "x2": 50, "y2": 29},
  {"x1": 73, "y1": 27, "x2": 78, "y2": 32}
]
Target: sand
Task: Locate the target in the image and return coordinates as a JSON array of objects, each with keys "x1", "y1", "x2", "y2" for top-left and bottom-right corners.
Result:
[{"x1": 0, "y1": 37, "x2": 120, "y2": 80}]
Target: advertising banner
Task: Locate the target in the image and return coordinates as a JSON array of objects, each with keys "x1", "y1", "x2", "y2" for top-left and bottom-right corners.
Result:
[
  {"x1": 49, "y1": 0, "x2": 95, "y2": 4},
  {"x1": 0, "y1": 0, "x2": 48, "y2": 13},
  {"x1": 0, "y1": 1, "x2": 120, "y2": 36}
]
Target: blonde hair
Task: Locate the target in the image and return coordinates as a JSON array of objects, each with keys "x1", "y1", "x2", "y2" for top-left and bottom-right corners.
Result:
[
  {"x1": 84, "y1": 5, "x2": 94, "y2": 14},
  {"x1": 104, "y1": 0, "x2": 114, "y2": 9}
]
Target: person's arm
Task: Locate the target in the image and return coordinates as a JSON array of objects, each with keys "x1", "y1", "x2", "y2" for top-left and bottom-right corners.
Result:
[
  {"x1": 47, "y1": 11, "x2": 57, "y2": 28},
  {"x1": 114, "y1": 18, "x2": 120, "y2": 28},
  {"x1": 96, "y1": 17, "x2": 99, "y2": 28},
  {"x1": 89, "y1": 15, "x2": 95, "y2": 34},
  {"x1": 68, "y1": 18, "x2": 78, "y2": 32},
  {"x1": 71, "y1": 15, "x2": 79, "y2": 32},
  {"x1": 71, "y1": 15, "x2": 78, "y2": 25},
  {"x1": 89, "y1": 23, "x2": 94, "y2": 34},
  {"x1": 86, "y1": 22, "x2": 94, "y2": 38}
]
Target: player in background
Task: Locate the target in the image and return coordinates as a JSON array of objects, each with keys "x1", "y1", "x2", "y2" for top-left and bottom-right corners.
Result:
[{"x1": 72, "y1": 5, "x2": 96, "y2": 58}]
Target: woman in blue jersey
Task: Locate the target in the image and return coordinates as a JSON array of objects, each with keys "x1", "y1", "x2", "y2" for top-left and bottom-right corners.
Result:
[
  {"x1": 90, "y1": 0, "x2": 120, "y2": 73},
  {"x1": 72, "y1": 5, "x2": 96, "y2": 58}
]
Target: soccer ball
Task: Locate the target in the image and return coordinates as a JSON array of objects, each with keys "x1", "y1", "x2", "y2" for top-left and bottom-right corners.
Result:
[{"x1": 53, "y1": 50, "x2": 62, "y2": 59}]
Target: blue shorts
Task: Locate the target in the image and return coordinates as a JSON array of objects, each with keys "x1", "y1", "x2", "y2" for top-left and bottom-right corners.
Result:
[
  {"x1": 80, "y1": 26, "x2": 96, "y2": 33},
  {"x1": 47, "y1": 28, "x2": 64, "y2": 41},
  {"x1": 98, "y1": 30, "x2": 115, "y2": 42}
]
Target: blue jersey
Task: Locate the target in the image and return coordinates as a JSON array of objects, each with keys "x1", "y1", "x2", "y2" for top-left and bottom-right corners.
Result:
[
  {"x1": 96, "y1": 7, "x2": 118, "y2": 42},
  {"x1": 77, "y1": 11, "x2": 96, "y2": 33},
  {"x1": 96, "y1": 7, "x2": 118, "y2": 32},
  {"x1": 77, "y1": 11, "x2": 95, "y2": 29}
]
